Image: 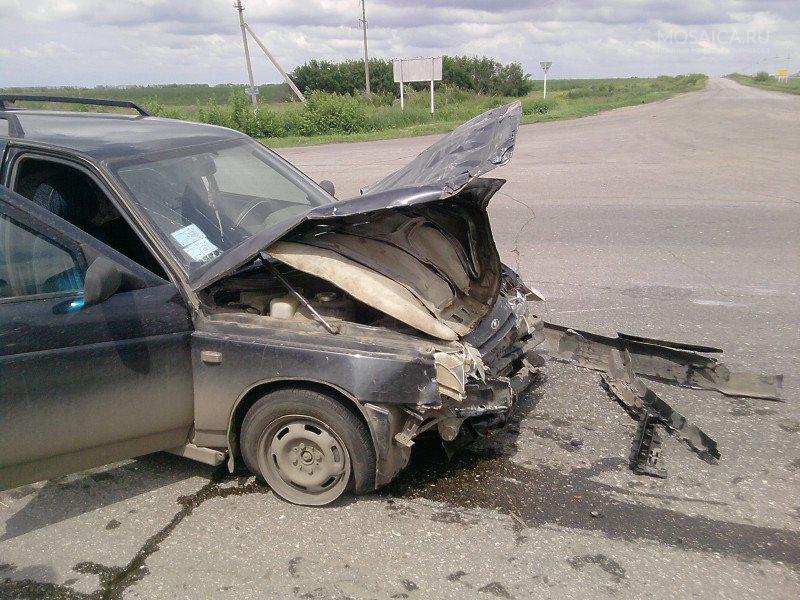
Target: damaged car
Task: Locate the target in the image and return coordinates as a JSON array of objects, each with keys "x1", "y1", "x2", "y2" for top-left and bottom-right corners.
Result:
[
  {"x1": 0, "y1": 96, "x2": 546, "y2": 505},
  {"x1": 0, "y1": 96, "x2": 781, "y2": 505}
]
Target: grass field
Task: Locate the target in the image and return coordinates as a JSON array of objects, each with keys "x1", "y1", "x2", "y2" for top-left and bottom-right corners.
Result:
[
  {"x1": 2, "y1": 75, "x2": 707, "y2": 148},
  {"x1": 727, "y1": 73, "x2": 800, "y2": 95},
  {"x1": 0, "y1": 83, "x2": 294, "y2": 108}
]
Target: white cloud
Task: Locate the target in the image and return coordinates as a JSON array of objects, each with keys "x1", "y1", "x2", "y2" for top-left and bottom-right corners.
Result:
[{"x1": 0, "y1": 0, "x2": 798, "y2": 87}]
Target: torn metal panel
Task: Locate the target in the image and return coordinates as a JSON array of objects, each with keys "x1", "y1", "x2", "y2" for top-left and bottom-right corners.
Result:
[
  {"x1": 435, "y1": 343, "x2": 491, "y2": 402},
  {"x1": 362, "y1": 101, "x2": 522, "y2": 197},
  {"x1": 601, "y1": 349, "x2": 720, "y2": 465},
  {"x1": 543, "y1": 322, "x2": 782, "y2": 400},
  {"x1": 616, "y1": 332, "x2": 722, "y2": 354},
  {"x1": 630, "y1": 415, "x2": 668, "y2": 479},
  {"x1": 434, "y1": 350, "x2": 471, "y2": 401}
]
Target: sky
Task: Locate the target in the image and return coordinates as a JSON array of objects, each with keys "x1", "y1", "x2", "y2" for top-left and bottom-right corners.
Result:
[{"x1": 0, "y1": 1, "x2": 797, "y2": 87}]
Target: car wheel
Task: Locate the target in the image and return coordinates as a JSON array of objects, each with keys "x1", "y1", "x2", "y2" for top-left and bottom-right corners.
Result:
[{"x1": 240, "y1": 388, "x2": 376, "y2": 506}]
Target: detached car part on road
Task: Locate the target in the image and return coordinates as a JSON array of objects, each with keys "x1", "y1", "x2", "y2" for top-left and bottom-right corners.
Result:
[{"x1": 0, "y1": 96, "x2": 782, "y2": 505}]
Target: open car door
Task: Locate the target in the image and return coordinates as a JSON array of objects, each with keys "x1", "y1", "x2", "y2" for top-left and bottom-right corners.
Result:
[{"x1": 0, "y1": 186, "x2": 194, "y2": 490}]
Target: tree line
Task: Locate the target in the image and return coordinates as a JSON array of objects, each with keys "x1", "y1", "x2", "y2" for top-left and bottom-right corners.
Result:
[{"x1": 290, "y1": 56, "x2": 534, "y2": 98}]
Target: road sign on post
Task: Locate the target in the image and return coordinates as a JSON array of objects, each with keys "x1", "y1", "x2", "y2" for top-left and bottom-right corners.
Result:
[
  {"x1": 540, "y1": 61, "x2": 553, "y2": 99},
  {"x1": 393, "y1": 57, "x2": 443, "y2": 113}
]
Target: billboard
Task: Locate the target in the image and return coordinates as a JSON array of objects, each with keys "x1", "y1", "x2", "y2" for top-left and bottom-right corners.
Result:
[{"x1": 393, "y1": 57, "x2": 443, "y2": 83}]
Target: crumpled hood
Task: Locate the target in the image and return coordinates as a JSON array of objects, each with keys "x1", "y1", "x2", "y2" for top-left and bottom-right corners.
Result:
[
  {"x1": 269, "y1": 178, "x2": 506, "y2": 340},
  {"x1": 361, "y1": 101, "x2": 521, "y2": 196},
  {"x1": 191, "y1": 101, "x2": 521, "y2": 292}
]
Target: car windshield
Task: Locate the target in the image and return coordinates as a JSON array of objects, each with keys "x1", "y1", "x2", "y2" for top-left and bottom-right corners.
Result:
[{"x1": 107, "y1": 137, "x2": 334, "y2": 276}]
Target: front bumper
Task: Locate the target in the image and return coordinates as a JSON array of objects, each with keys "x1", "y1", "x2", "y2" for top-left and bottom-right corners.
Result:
[
  {"x1": 438, "y1": 342, "x2": 546, "y2": 440},
  {"x1": 373, "y1": 293, "x2": 546, "y2": 487},
  {"x1": 410, "y1": 291, "x2": 547, "y2": 447}
]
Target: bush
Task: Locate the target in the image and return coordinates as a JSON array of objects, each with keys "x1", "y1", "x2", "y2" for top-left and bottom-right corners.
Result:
[
  {"x1": 255, "y1": 108, "x2": 285, "y2": 137},
  {"x1": 522, "y1": 97, "x2": 557, "y2": 115},
  {"x1": 196, "y1": 99, "x2": 229, "y2": 127},
  {"x1": 754, "y1": 71, "x2": 771, "y2": 82},
  {"x1": 302, "y1": 91, "x2": 369, "y2": 135},
  {"x1": 365, "y1": 92, "x2": 395, "y2": 107},
  {"x1": 228, "y1": 91, "x2": 258, "y2": 136},
  {"x1": 490, "y1": 62, "x2": 534, "y2": 96},
  {"x1": 291, "y1": 59, "x2": 395, "y2": 96},
  {"x1": 143, "y1": 97, "x2": 186, "y2": 119},
  {"x1": 292, "y1": 55, "x2": 534, "y2": 98}
]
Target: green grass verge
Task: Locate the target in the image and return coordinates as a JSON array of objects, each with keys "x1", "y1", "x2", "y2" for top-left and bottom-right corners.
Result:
[
  {"x1": 262, "y1": 79, "x2": 708, "y2": 148},
  {"x1": 727, "y1": 73, "x2": 800, "y2": 95}
]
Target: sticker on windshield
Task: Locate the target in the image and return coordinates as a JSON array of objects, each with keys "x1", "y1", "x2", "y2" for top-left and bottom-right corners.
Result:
[
  {"x1": 183, "y1": 237, "x2": 219, "y2": 262},
  {"x1": 171, "y1": 224, "x2": 219, "y2": 263},
  {"x1": 171, "y1": 224, "x2": 206, "y2": 248}
]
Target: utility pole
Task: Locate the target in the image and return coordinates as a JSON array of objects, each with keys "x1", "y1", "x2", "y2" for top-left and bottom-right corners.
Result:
[
  {"x1": 244, "y1": 23, "x2": 307, "y2": 103},
  {"x1": 235, "y1": 0, "x2": 258, "y2": 110},
  {"x1": 232, "y1": 1, "x2": 306, "y2": 105},
  {"x1": 359, "y1": 0, "x2": 371, "y2": 97}
]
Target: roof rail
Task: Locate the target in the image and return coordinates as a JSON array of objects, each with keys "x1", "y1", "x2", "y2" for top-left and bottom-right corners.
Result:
[
  {"x1": 0, "y1": 112, "x2": 24, "y2": 138},
  {"x1": 0, "y1": 95, "x2": 151, "y2": 117}
]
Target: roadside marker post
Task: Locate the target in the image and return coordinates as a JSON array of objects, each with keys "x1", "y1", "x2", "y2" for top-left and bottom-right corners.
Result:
[
  {"x1": 399, "y1": 62, "x2": 404, "y2": 110},
  {"x1": 430, "y1": 57, "x2": 435, "y2": 115},
  {"x1": 540, "y1": 61, "x2": 552, "y2": 99}
]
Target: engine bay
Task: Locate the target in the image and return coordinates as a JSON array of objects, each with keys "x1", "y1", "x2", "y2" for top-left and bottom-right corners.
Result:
[{"x1": 201, "y1": 265, "x2": 417, "y2": 334}]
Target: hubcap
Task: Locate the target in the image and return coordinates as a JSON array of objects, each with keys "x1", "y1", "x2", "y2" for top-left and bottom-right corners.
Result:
[{"x1": 257, "y1": 416, "x2": 351, "y2": 505}]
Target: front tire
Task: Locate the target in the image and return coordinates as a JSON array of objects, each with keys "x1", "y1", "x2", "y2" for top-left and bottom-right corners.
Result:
[{"x1": 240, "y1": 388, "x2": 376, "y2": 506}]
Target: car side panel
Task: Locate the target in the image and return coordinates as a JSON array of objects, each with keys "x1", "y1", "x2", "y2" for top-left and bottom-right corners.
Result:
[
  {"x1": 0, "y1": 284, "x2": 194, "y2": 484},
  {"x1": 189, "y1": 320, "x2": 440, "y2": 448}
]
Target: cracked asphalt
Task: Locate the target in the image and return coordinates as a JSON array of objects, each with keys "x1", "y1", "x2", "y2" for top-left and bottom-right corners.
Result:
[{"x1": 1, "y1": 77, "x2": 798, "y2": 599}]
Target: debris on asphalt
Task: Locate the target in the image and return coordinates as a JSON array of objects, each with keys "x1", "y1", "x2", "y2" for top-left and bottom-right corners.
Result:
[{"x1": 540, "y1": 322, "x2": 782, "y2": 478}]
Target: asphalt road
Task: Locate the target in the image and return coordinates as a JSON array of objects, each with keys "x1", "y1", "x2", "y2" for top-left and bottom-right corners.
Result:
[{"x1": 1, "y1": 77, "x2": 798, "y2": 599}]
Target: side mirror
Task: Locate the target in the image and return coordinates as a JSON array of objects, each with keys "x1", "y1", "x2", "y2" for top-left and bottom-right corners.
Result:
[
  {"x1": 83, "y1": 257, "x2": 123, "y2": 307},
  {"x1": 319, "y1": 180, "x2": 335, "y2": 197}
]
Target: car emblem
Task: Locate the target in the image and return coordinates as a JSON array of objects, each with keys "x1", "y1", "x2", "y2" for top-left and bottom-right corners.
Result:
[{"x1": 490, "y1": 318, "x2": 500, "y2": 330}]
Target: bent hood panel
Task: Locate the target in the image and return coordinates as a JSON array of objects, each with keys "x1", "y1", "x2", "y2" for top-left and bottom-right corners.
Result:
[
  {"x1": 361, "y1": 101, "x2": 521, "y2": 197},
  {"x1": 191, "y1": 101, "x2": 521, "y2": 292}
]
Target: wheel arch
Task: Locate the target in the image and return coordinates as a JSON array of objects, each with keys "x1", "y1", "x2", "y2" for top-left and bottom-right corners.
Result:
[{"x1": 226, "y1": 377, "x2": 379, "y2": 472}]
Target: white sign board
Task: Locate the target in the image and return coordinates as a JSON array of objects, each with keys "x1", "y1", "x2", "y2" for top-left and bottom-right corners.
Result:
[
  {"x1": 393, "y1": 57, "x2": 443, "y2": 83},
  {"x1": 540, "y1": 61, "x2": 552, "y2": 73},
  {"x1": 393, "y1": 57, "x2": 443, "y2": 114}
]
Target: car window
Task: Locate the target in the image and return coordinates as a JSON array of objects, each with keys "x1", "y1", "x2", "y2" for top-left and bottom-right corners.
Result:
[
  {"x1": 0, "y1": 214, "x2": 84, "y2": 300},
  {"x1": 211, "y1": 143, "x2": 309, "y2": 205},
  {"x1": 12, "y1": 157, "x2": 169, "y2": 280},
  {"x1": 108, "y1": 137, "x2": 334, "y2": 277}
]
